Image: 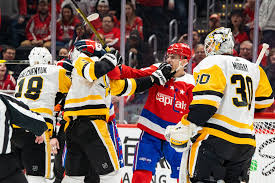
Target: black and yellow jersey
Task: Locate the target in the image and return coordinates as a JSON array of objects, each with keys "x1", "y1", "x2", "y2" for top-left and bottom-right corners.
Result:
[
  {"x1": 15, "y1": 64, "x2": 71, "y2": 121},
  {"x1": 188, "y1": 55, "x2": 274, "y2": 147},
  {"x1": 64, "y1": 53, "x2": 137, "y2": 121}
]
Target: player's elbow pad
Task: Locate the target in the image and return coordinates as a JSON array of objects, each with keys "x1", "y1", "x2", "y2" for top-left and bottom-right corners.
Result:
[
  {"x1": 94, "y1": 59, "x2": 115, "y2": 78},
  {"x1": 135, "y1": 76, "x2": 154, "y2": 93}
]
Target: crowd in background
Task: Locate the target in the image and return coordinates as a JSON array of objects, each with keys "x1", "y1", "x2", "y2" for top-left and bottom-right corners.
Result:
[{"x1": 0, "y1": 0, "x2": 275, "y2": 122}]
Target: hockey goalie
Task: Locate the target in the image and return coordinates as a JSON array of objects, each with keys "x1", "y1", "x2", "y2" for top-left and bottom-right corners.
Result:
[{"x1": 165, "y1": 27, "x2": 274, "y2": 183}]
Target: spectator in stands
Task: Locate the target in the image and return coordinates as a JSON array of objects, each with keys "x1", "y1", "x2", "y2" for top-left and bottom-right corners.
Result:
[
  {"x1": 243, "y1": 0, "x2": 255, "y2": 26},
  {"x1": 57, "y1": 47, "x2": 69, "y2": 61},
  {"x1": 239, "y1": 40, "x2": 253, "y2": 62},
  {"x1": 178, "y1": 30, "x2": 200, "y2": 56},
  {"x1": 88, "y1": 0, "x2": 119, "y2": 31},
  {"x1": 0, "y1": 61, "x2": 16, "y2": 90},
  {"x1": 200, "y1": 13, "x2": 221, "y2": 44},
  {"x1": 192, "y1": 44, "x2": 206, "y2": 71},
  {"x1": 259, "y1": 0, "x2": 275, "y2": 49},
  {"x1": 0, "y1": 0, "x2": 27, "y2": 47},
  {"x1": 20, "y1": 0, "x2": 51, "y2": 48},
  {"x1": 56, "y1": 4, "x2": 81, "y2": 47},
  {"x1": 93, "y1": 14, "x2": 120, "y2": 50},
  {"x1": 229, "y1": 10, "x2": 249, "y2": 48},
  {"x1": 68, "y1": 23, "x2": 89, "y2": 49},
  {"x1": 125, "y1": 1, "x2": 143, "y2": 40},
  {"x1": 265, "y1": 48, "x2": 275, "y2": 98},
  {"x1": 249, "y1": 26, "x2": 269, "y2": 68},
  {"x1": 125, "y1": 30, "x2": 155, "y2": 68},
  {"x1": 1, "y1": 46, "x2": 16, "y2": 61}
]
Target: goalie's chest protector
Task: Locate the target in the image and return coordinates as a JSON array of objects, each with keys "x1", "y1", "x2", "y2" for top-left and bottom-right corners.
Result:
[{"x1": 137, "y1": 73, "x2": 195, "y2": 140}]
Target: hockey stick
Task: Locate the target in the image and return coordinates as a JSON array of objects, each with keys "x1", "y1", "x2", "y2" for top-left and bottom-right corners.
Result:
[
  {"x1": 70, "y1": 0, "x2": 111, "y2": 52},
  {"x1": 256, "y1": 43, "x2": 269, "y2": 66}
]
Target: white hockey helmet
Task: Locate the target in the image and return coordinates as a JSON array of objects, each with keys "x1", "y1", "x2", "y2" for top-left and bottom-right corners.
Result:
[
  {"x1": 28, "y1": 47, "x2": 52, "y2": 66},
  {"x1": 204, "y1": 27, "x2": 234, "y2": 56}
]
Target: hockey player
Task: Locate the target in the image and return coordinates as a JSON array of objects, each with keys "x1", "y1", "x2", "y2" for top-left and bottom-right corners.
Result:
[
  {"x1": 118, "y1": 43, "x2": 194, "y2": 183},
  {"x1": 61, "y1": 39, "x2": 173, "y2": 183},
  {"x1": 165, "y1": 27, "x2": 274, "y2": 183},
  {"x1": 0, "y1": 92, "x2": 48, "y2": 183},
  {"x1": 105, "y1": 43, "x2": 195, "y2": 183},
  {"x1": 12, "y1": 47, "x2": 71, "y2": 183}
]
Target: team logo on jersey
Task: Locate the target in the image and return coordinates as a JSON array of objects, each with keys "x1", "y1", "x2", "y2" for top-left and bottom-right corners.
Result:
[{"x1": 156, "y1": 92, "x2": 186, "y2": 110}]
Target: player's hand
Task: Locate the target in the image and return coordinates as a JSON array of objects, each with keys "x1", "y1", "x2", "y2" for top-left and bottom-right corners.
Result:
[
  {"x1": 35, "y1": 135, "x2": 44, "y2": 144},
  {"x1": 151, "y1": 63, "x2": 174, "y2": 85},
  {"x1": 50, "y1": 138, "x2": 60, "y2": 155}
]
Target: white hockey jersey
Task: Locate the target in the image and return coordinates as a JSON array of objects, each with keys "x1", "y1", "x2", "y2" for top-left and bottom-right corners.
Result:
[
  {"x1": 191, "y1": 55, "x2": 274, "y2": 147},
  {"x1": 15, "y1": 64, "x2": 71, "y2": 122}
]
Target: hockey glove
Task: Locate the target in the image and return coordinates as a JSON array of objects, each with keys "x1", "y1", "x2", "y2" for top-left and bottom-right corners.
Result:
[
  {"x1": 151, "y1": 62, "x2": 174, "y2": 86},
  {"x1": 110, "y1": 49, "x2": 123, "y2": 66},
  {"x1": 56, "y1": 58, "x2": 74, "y2": 72},
  {"x1": 165, "y1": 115, "x2": 198, "y2": 152}
]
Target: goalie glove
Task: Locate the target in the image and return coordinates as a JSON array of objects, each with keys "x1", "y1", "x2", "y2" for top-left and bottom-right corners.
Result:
[
  {"x1": 151, "y1": 62, "x2": 174, "y2": 86},
  {"x1": 165, "y1": 115, "x2": 199, "y2": 152}
]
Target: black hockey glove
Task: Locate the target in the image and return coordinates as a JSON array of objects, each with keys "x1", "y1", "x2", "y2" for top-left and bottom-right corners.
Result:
[{"x1": 151, "y1": 62, "x2": 174, "y2": 85}]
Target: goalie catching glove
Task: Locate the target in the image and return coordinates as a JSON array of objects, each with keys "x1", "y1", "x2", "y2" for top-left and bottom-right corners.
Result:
[
  {"x1": 151, "y1": 62, "x2": 174, "y2": 85},
  {"x1": 165, "y1": 115, "x2": 199, "y2": 152}
]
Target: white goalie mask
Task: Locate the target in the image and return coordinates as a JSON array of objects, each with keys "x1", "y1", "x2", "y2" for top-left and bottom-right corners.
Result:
[
  {"x1": 204, "y1": 27, "x2": 234, "y2": 56},
  {"x1": 28, "y1": 47, "x2": 52, "y2": 66}
]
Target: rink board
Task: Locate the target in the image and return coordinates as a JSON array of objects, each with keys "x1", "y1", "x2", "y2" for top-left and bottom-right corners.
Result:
[{"x1": 46, "y1": 113, "x2": 275, "y2": 183}]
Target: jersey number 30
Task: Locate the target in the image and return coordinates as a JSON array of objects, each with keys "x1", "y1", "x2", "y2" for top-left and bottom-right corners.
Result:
[
  {"x1": 231, "y1": 74, "x2": 253, "y2": 110},
  {"x1": 15, "y1": 77, "x2": 43, "y2": 100}
]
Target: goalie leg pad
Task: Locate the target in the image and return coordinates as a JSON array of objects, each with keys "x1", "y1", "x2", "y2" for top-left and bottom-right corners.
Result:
[{"x1": 132, "y1": 170, "x2": 152, "y2": 183}]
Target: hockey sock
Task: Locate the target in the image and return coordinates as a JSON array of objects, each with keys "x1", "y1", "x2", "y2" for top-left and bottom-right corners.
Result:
[{"x1": 132, "y1": 170, "x2": 152, "y2": 183}]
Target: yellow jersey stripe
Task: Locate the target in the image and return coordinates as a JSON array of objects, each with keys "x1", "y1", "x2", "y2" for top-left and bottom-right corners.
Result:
[
  {"x1": 93, "y1": 119, "x2": 119, "y2": 170},
  {"x1": 212, "y1": 114, "x2": 253, "y2": 130},
  {"x1": 74, "y1": 57, "x2": 90, "y2": 78},
  {"x1": 255, "y1": 103, "x2": 273, "y2": 109},
  {"x1": 58, "y1": 69, "x2": 71, "y2": 93},
  {"x1": 65, "y1": 95, "x2": 103, "y2": 105},
  {"x1": 31, "y1": 108, "x2": 53, "y2": 115},
  {"x1": 191, "y1": 99, "x2": 219, "y2": 108},
  {"x1": 199, "y1": 127, "x2": 256, "y2": 147},
  {"x1": 110, "y1": 79, "x2": 126, "y2": 96},
  {"x1": 128, "y1": 79, "x2": 137, "y2": 96}
]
